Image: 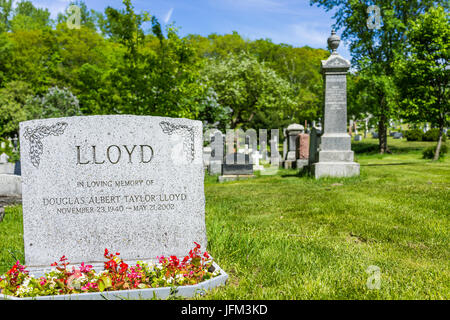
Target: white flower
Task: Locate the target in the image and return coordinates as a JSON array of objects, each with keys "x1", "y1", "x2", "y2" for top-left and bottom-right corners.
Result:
[{"x1": 16, "y1": 276, "x2": 33, "y2": 297}]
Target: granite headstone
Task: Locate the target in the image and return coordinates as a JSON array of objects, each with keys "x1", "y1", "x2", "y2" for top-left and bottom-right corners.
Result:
[{"x1": 19, "y1": 115, "x2": 207, "y2": 270}]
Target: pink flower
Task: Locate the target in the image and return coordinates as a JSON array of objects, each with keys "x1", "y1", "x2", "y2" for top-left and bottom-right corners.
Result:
[
  {"x1": 80, "y1": 262, "x2": 92, "y2": 273},
  {"x1": 81, "y1": 282, "x2": 98, "y2": 291}
]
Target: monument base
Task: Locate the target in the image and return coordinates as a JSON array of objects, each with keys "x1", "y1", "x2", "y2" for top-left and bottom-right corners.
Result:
[
  {"x1": 312, "y1": 162, "x2": 360, "y2": 179},
  {"x1": 296, "y1": 159, "x2": 309, "y2": 170}
]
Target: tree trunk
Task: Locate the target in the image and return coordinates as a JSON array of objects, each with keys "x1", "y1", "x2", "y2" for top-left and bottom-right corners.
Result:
[
  {"x1": 433, "y1": 123, "x2": 444, "y2": 161},
  {"x1": 378, "y1": 113, "x2": 390, "y2": 154},
  {"x1": 378, "y1": 95, "x2": 391, "y2": 154}
]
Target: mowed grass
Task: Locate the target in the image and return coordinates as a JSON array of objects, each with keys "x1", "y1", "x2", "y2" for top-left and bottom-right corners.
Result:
[
  {"x1": 201, "y1": 138, "x2": 449, "y2": 299},
  {"x1": 0, "y1": 137, "x2": 448, "y2": 299}
]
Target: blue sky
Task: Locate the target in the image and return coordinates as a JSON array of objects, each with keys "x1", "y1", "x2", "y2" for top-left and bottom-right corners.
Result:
[{"x1": 26, "y1": 0, "x2": 351, "y2": 60}]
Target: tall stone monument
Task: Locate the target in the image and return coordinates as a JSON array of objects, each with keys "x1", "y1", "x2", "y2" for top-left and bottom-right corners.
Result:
[{"x1": 312, "y1": 30, "x2": 360, "y2": 179}]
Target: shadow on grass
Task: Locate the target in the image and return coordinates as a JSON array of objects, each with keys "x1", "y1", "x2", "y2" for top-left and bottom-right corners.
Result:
[
  {"x1": 280, "y1": 167, "x2": 311, "y2": 178},
  {"x1": 361, "y1": 162, "x2": 423, "y2": 167},
  {"x1": 352, "y1": 141, "x2": 430, "y2": 155}
]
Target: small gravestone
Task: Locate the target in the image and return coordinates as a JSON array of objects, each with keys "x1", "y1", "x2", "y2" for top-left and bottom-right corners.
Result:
[
  {"x1": 15, "y1": 115, "x2": 227, "y2": 299},
  {"x1": 222, "y1": 153, "x2": 253, "y2": 175},
  {"x1": 0, "y1": 145, "x2": 15, "y2": 175},
  {"x1": 393, "y1": 132, "x2": 403, "y2": 139},
  {"x1": 0, "y1": 174, "x2": 22, "y2": 196},
  {"x1": 220, "y1": 140, "x2": 254, "y2": 182},
  {"x1": 296, "y1": 133, "x2": 309, "y2": 170},
  {"x1": 251, "y1": 150, "x2": 264, "y2": 171},
  {"x1": 208, "y1": 131, "x2": 223, "y2": 175},
  {"x1": 372, "y1": 132, "x2": 379, "y2": 139},
  {"x1": 203, "y1": 146, "x2": 211, "y2": 168},
  {"x1": 308, "y1": 127, "x2": 321, "y2": 167},
  {"x1": 270, "y1": 130, "x2": 281, "y2": 167},
  {"x1": 354, "y1": 134, "x2": 362, "y2": 141},
  {"x1": 13, "y1": 161, "x2": 21, "y2": 176},
  {"x1": 283, "y1": 124, "x2": 304, "y2": 169}
]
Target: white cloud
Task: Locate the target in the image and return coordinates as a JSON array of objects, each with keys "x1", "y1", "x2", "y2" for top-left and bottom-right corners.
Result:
[
  {"x1": 23, "y1": 0, "x2": 71, "y2": 19},
  {"x1": 291, "y1": 23, "x2": 329, "y2": 48},
  {"x1": 164, "y1": 7, "x2": 174, "y2": 24}
]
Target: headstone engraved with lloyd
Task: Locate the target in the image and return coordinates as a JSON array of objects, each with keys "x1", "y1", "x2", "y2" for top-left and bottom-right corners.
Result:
[{"x1": 1, "y1": 115, "x2": 227, "y2": 300}]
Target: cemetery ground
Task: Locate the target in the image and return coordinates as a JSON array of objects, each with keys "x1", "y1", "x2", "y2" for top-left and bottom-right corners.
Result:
[{"x1": 1, "y1": 138, "x2": 448, "y2": 300}]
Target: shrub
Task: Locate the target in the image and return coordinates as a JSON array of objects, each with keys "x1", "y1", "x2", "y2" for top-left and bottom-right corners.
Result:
[
  {"x1": 351, "y1": 142, "x2": 379, "y2": 154},
  {"x1": 422, "y1": 144, "x2": 448, "y2": 159},
  {"x1": 405, "y1": 129, "x2": 423, "y2": 141},
  {"x1": 423, "y1": 128, "x2": 447, "y2": 142}
]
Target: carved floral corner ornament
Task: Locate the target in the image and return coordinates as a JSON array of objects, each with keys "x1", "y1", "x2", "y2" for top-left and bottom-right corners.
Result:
[
  {"x1": 23, "y1": 122, "x2": 68, "y2": 168},
  {"x1": 159, "y1": 121, "x2": 195, "y2": 163}
]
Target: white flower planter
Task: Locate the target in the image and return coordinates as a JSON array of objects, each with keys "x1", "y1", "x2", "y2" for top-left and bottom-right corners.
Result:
[{"x1": 1, "y1": 263, "x2": 228, "y2": 300}]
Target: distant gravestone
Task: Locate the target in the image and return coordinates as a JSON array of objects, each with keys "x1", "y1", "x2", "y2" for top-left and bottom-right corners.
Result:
[
  {"x1": 372, "y1": 132, "x2": 379, "y2": 139},
  {"x1": 0, "y1": 144, "x2": 15, "y2": 175},
  {"x1": 14, "y1": 161, "x2": 21, "y2": 176},
  {"x1": 354, "y1": 134, "x2": 362, "y2": 141},
  {"x1": 297, "y1": 133, "x2": 310, "y2": 160},
  {"x1": 222, "y1": 153, "x2": 253, "y2": 175},
  {"x1": 308, "y1": 127, "x2": 320, "y2": 167},
  {"x1": 0, "y1": 174, "x2": 22, "y2": 196},
  {"x1": 312, "y1": 30, "x2": 360, "y2": 179},
  {"x1": 393, "y1": 132, "x2": 403, "y2": 139},
  {"x1": 270, "y1": 129, "x2": 280, "y2": 167},
  {"x1": 283, "y1": 124, "x2": 304, "y2": 169},
  {"x1": 19, "y1": 115, "x2": 209, "y2": 272},
  {"x1": 203, "y1": 146, "x2": 211, "y2": 168},
  {"x1": 251, "y1": 150, "x2": 264, "y2": 171},
  {"x1": 208, "y1": 131, "x2": 223, "y2": 175},
  {"x1": 296, "y1": 133, "x2": 309, "y2": 170}
]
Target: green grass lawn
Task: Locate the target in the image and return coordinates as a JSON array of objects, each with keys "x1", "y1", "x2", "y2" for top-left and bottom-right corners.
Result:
[{"x1": 1, "y1": 137, "x2": 449, "y2": 299}]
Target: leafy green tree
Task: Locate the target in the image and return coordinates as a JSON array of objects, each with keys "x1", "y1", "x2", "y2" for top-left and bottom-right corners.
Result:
[
  {"x1": 26, "y1": 86, "x2": 81, "y2": 119},
  {"x1": 99, "y1": 0, "x2": 209, "y2": 118},
  {"x1": 53, "y1": 23, "x2": 111, "y2": 97},
  {"x1": 0, "y1": 81, "x2": 33, "y2": 137},
  {"x1": 0, "y1": 32, "x2": 12, "y2": 86},
  {"x1": 7, "y1": 29, "x2": 58, "y2": 93},
  {"x1": 10, "y1": 0, "x2": 52, "y2": 31},
  {"x1": 310, "y1": 0, "x2": 442, "y2": 153},
  {"x1": 395, "y1": 6, "x2": 449, "y2": 160},
  {"x1": 197, "y1": 86, "x2": 231, "y2": 131},
  {"x1": 203, "y1": 52, "x2": 297, "y2": 129},
  {"x1": 0, "y1": 0, "x2": 12, "y2": 32}
]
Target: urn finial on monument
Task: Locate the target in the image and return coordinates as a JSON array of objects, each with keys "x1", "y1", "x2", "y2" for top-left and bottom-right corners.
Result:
[
  {"x1": 321, "y1": 29, "x2": 350, "y2": 73},
  {"x1": 327, "y1": 29, "x2": 340, "y2": 54}
]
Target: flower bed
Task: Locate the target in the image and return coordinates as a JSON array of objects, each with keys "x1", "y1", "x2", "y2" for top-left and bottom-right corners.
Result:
[{"x1": 0, "y1": 242, "x2": 223, "y2": 299}]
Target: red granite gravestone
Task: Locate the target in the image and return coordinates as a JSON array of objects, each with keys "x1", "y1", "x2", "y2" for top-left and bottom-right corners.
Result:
[{"x1": 296, "y1": 133, "x2": 310, "y2": 160}]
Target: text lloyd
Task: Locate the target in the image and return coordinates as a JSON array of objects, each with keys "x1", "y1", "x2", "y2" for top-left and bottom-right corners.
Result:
[{"x1": 76, "y1": 145, "x2": 154, "y2": 165}]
